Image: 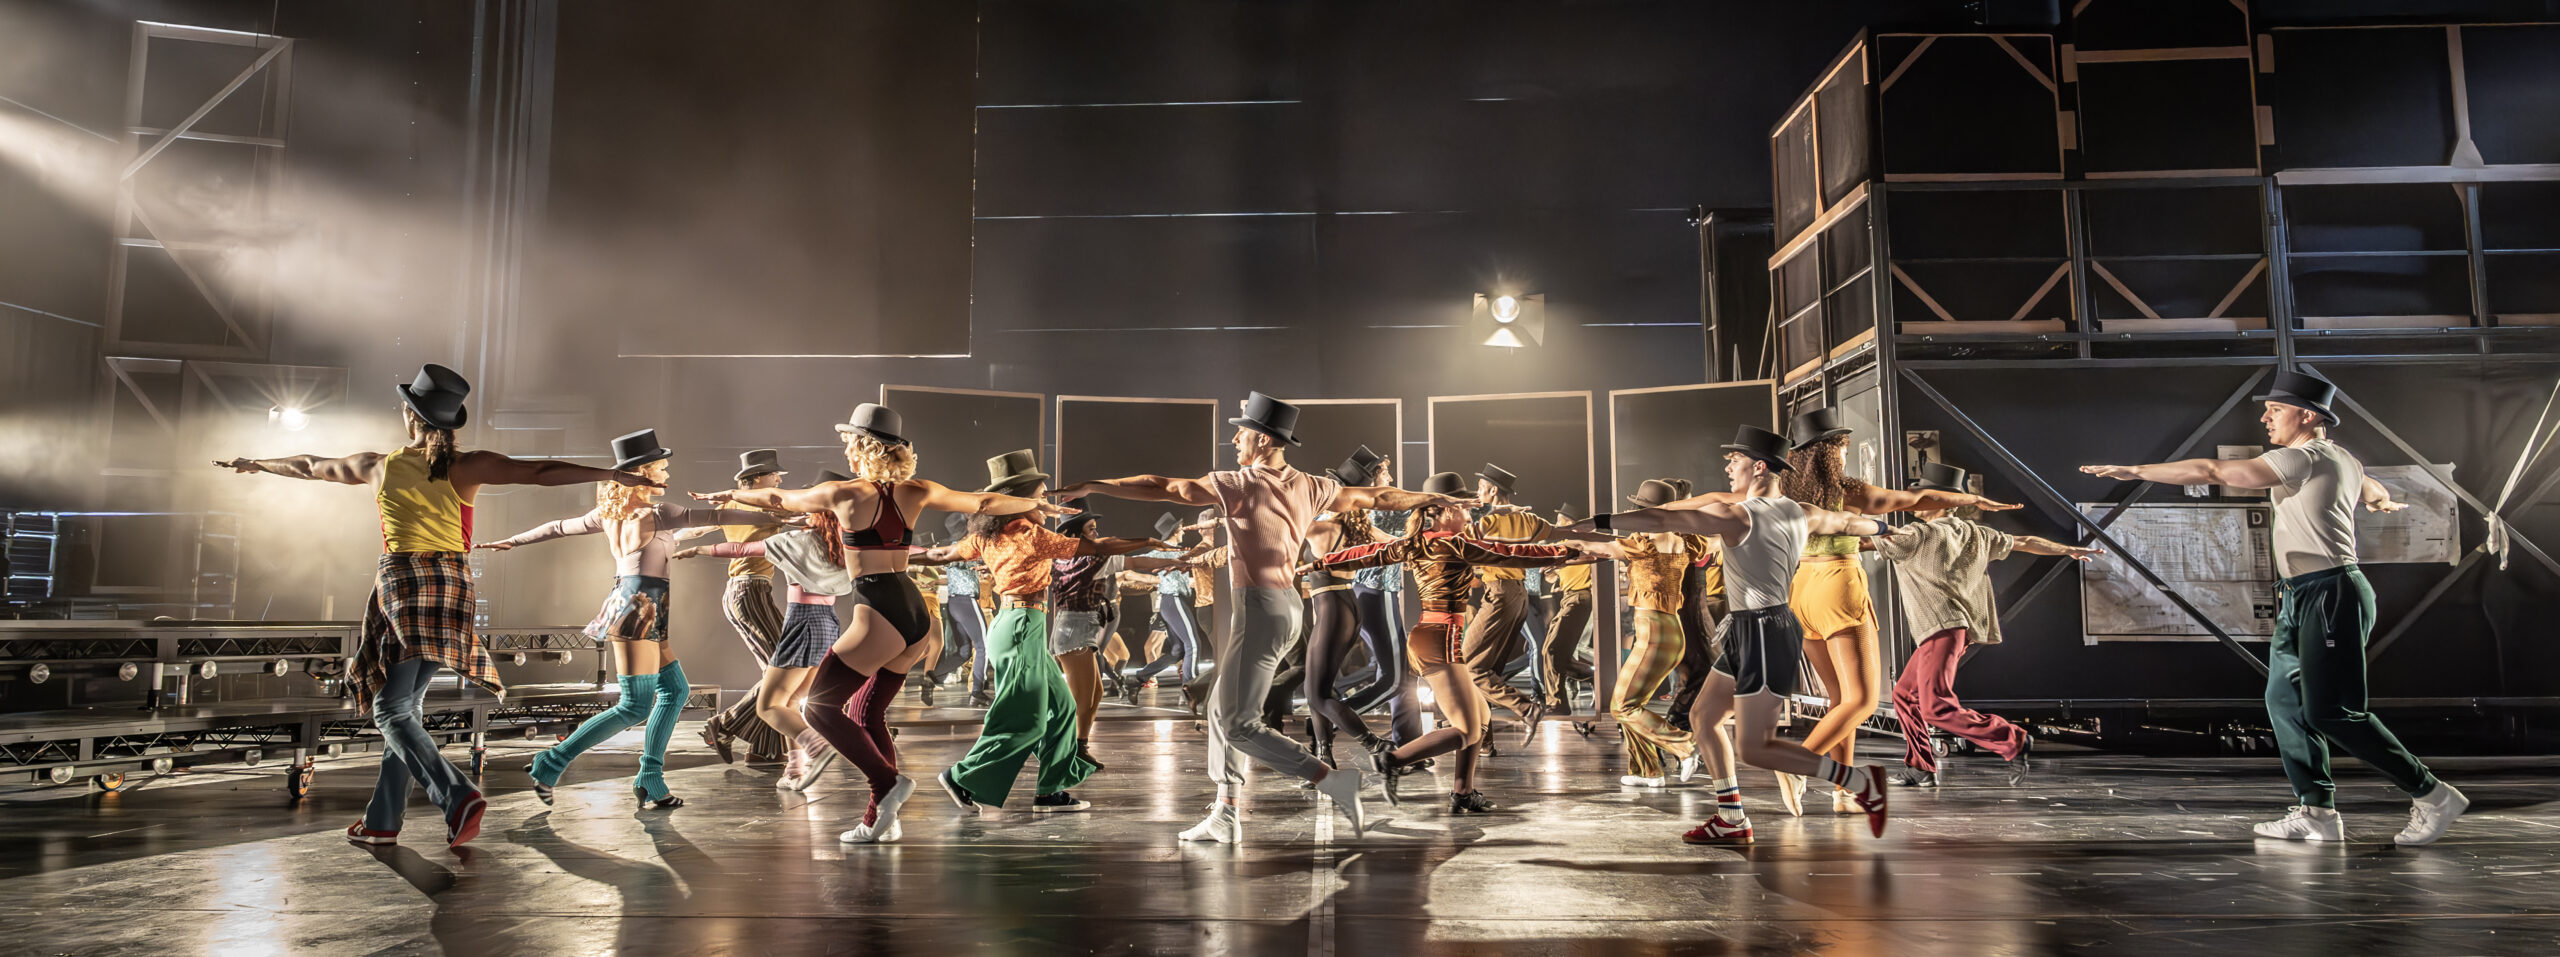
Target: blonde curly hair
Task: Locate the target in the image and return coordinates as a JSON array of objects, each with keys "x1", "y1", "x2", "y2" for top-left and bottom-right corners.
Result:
[
  {"x1": 846, "y1": 432, "x2": 917, "y2": 482},
  {"x1": 597, "y1": 460, "x2": 666, "y2": 522}
]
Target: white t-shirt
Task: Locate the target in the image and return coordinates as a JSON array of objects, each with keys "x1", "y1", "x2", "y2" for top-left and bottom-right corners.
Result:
[
  {"x1": 1721, "y1": 496, "x2": 1810, "y2": 612},
  {"x1": 2261, "y1": 438, "x2": 2362, "y2": 579}
]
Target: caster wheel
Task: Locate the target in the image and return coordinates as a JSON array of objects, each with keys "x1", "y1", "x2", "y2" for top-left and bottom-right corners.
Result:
[
  {"x1": 469, "y1": 747, "x2": 488, "y2": 776},
  {"x1": 286, "y1": 765, "x2": 311, "y2": 800},
  {"x1": 92, "y1": 772, "x2": 127, "y2": 793}
]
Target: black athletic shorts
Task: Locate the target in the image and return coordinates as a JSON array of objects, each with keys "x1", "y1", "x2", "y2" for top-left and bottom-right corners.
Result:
[{"x1": 1712, "y1": 605, "x2": 1802, "y2": 698}]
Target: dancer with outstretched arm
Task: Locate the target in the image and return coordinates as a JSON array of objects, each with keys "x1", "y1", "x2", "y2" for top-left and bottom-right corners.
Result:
[
  {"x1": 674, "y1": 471, "x2": 859, "y2": 792},
  {"x1": 1053, "y1": 392, "x2": 1459, "y2": 843},
  {"x1": 1568, "y1": 425, "x2": 1891, "y2": 847},
  {"x1": 693, "y1": 407, "x2": 1064, "y2": 843},
  {"x1": 216, "y1": 363, "x2": 659, "y2": 848},
  {"x1": 2082, "y1": 369, "x2": 2463, "y2": 846},
  {"x1": 694, "y1": 449, "x2": 795, "y2": 766},
  {"x1": 483, "y1": 428, "x2": 784, "y2": 810}
]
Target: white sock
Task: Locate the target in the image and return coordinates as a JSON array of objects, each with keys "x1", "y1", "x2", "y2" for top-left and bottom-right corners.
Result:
[{"x1": 1713, "y1": 777, "x2": 1747, "y2": 824}]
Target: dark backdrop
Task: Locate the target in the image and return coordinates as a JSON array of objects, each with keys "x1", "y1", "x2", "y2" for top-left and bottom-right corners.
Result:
[
  {"x1": 1611, "y1": 383, "x2": 1778, "y2": 503},
  {"x1": 1056, "y1": 399, "x2": 1219, "y2": 541},
  {"x1": 1430, "y1": 394, "x2": 1594, "y2": 517}
]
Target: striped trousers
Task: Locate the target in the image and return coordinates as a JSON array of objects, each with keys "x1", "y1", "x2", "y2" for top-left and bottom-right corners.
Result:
[
  {"x1": 1612, "y1": 608, "x2": 1696, "y2": 778},
  {"x1": 705, "y1": 575, "x2": 790, "y2": 760}
]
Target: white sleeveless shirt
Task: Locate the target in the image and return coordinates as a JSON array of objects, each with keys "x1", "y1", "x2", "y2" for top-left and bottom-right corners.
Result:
[{"x1": 1722, "y1": 495, "x2": 1810, "y2": 612}]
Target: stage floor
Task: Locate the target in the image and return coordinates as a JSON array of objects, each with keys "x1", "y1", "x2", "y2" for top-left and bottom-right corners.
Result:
[{"x1": 6, "y1": 688, "x2": 2557, "y2": 956}]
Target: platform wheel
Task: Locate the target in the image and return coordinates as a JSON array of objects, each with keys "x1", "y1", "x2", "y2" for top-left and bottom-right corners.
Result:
[
  {"x1": 469, "y1": 747, "x2": 488, "y2": 777},
  {"x1": 92, "y1": 772, "x2": 127, "y2": 793},
  {"x1": 286, "y1": 763, "x2": 312, "y2": 801}
]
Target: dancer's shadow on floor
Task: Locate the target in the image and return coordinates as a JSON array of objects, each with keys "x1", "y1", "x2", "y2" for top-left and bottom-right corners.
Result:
[{"x1": 507, "y1": 810, "x2": 738, "y2": 948}]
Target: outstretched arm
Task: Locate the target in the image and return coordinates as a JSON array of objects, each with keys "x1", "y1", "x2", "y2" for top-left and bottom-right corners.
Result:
[
  {"x1": 1453, "y1": 537, "x2": 1583, "y2": 569},
  {"x1": 1802, "y1": 505, "x2": 1886, "y2": 538},
  {"x1": 2080, "y1": 457, "x2": 2280, "y2": 491},
  {"x1": 481, "y1": 509, "x2": 606, "y2": 551},
  {"x1": 1311, "y1": 539, "x2": 1406, "y2": 572},
  {"x1": 1660, "y1": 489, "x2": 1744, "y2": 510},
  {"x1": 2011, "y1": 536, "x2": 2103, "y2": 561},
  {"x1": 1848, "y1": 484, "x2": 2022, "y2": 514},
  {"x1": 675, "y1": 540, "x2": 766, "y2": 561},
  {"x1": 1329, "y1": 485, "x2": 1456, "y2": 513},
  {"x1": 671, "y1": 506, "x2": 787, "y2": 530},
  {"x1": 693, "y1": 484, "x2": 841, "y2": 514},
  {"x1": 1053, "y1": 475, "x2": 1219, "y2": 507},
  {"x1": 1123, "y1": 555, "x2": 1187, "y2": 572},
  {"x1": 1573, "y1": 503, "x2": 1752, "y2": 539},
  {"x1": 2360, "y1": 476, "x2": 2409, "y2": 513},
  {"x1": 1078, "y1": 536, "x2": 1173, "y2": 558},
  {"x1": 212, "y1": 452, "x2": 384, "y2": 486},
  {"x1": 916, "y1": 480, "x2": 1068, "y2": 518},
  {"x1": 451, "y1": 450, "x2": 655, "y2": 490}
]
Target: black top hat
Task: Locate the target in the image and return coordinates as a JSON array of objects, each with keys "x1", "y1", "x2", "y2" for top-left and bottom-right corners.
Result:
[
  {"x1": 1058, "y1": 508, "x2": 1104, "y2": 537},
  {"x1": 1628, "y1": 478, "x2": 1680, "y2": 509},
  {"x1": 1331, "y1": 444, "x2": 1384, "y2": 486},
  {"x1": 1555, "y1": 502, "x2": 1585, "y2": 522},
  {"x1": 397, "y1": 363, "x2": 470, "y2": 431},
  {"x1": 835, "y1": 402, "x2": 907, "y2": 446},
  {"x1": 1155, "y1": 512, "x2": 1183, "y2": 540},
  {"x1": 2254, "y1": 369, "x2": 2341, "y2": 427},
  {"x1": 1478, "y1": 463, "x2": 1519, "y2": 496},
  {"x1": 1720, "y1": 425, "x2": 1794, "y2": 472},
  {"x1": 1420, "y1": 471, "x2": 1476, "y2": 499},
  {"x1": 1228, "y1": 392, "x2": 1304, "y2": 447},
  {"x1": 979, "y1": 449, "x2": 1049, "y2": 495},
  {"x1": 1790, "y1": 406, "x2": 1853, "y2": 450},
  {"x1": 815, "y1": 468, "x2": 852, "y2": 485},
  {"x1": 610, "y1": 429, "x2": 674, "y2": 471},
  {"x1": 734, "y1": 449, "x2": 786, "y2": 483},
  {"x1": 1909, "y1": 460, "x2": 1969, "y2": 493}
]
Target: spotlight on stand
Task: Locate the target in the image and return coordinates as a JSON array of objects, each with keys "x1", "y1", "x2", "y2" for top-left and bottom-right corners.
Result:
[
  {"x1": 1471, "y1": 292, "x2": 1546, "y2": 349},
  {"x1": 269, "y1": 405, "x2": 309, "y2": 431}
]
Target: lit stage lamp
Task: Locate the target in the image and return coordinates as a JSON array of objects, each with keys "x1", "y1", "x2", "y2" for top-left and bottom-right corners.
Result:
[
  {"x1": 1472, "y1": 292, "x2": 1545, "y2": 348},
  {"x1": 268, "y1": 405, "x2": 310, "y2": 431}
]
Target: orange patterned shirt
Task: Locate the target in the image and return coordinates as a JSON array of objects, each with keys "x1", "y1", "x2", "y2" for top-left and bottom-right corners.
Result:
[{"x1": 944, "y1": 519, "x2": 1084, "y2": 598}]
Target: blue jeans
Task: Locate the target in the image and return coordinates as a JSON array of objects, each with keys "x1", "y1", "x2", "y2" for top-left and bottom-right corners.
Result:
[
  {"x1": 1129, "y1": 592, "x2": 1203, "y2": 686},
  {"x1": 364, "y1": 657, "x2": 477, "y2": 831}
]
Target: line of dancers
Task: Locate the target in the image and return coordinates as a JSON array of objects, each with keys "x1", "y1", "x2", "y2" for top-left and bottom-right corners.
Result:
[{"x1": 215, "y1": 364, "x2": 2468, "y2": 851}]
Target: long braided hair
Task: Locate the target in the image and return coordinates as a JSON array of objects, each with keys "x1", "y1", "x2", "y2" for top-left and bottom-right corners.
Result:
[{"x1": 1782, "y1": 435, "x2": 1866, "y2": 509}]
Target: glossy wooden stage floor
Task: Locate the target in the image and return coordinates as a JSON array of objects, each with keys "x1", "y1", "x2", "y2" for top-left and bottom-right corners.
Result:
[{"x1": 7, "y1": 691, "x2": 2557, "y2": 956}]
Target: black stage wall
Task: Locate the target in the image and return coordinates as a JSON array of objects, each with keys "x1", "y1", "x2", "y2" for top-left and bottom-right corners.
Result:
[
  {"x1": 1609, "y1": 382, "x2": 1778, "y2": 504},
  {"x1": 1055, "y1": 398, "x2": 1219, "y2": 542},
  {"x1": 1429, "y1": 393, "x2": 1595, "y2": 519},
  {"x1": 1278, "y1": 400, "x2": 1403, "y2": 481}
]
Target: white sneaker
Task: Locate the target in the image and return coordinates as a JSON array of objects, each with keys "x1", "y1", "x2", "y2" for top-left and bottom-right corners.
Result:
[
  {"x1": 1676, "y1": 754, "x2": 1701, "y2": 783},
  {"x1": 792, "y1": 749, "x2": 838, "y2": 793},
  {"x1": 2252, "y1": 805, "x2": 2345, "y2": 842},
  {"x1": 839, "y1": 819, "x2": 902, "y2": 844},
  {"x1": 1832, "y1": 789, "x2": 1861, "y2": 815},
  {"x1": 1774, "y1": 771, "x2": 1807, "y2": 817},
  {"x1": 1620, "y1": 774, "x2": 1667, "y2": 788},
  {"x1": 1314, "y1": 767, "x2": 1369, "y2": 836},
  {"x1": 2395, "y1": 782, "x2": 2468, "y2": 847},
  {"x1": 873, "y1": 774, "x2": 917, "y2": 834},
  {"x1": 1179, "y1": 803, "x2": 1242, "y2": 844}
]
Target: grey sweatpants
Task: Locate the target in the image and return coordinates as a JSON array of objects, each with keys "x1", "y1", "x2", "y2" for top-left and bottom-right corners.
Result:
[{"x1": 1206, "y1": 586, "x2": 1326, "y2": 787}]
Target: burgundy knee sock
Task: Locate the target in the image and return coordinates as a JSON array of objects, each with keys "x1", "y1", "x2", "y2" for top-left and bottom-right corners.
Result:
[{"x1": 852, "y1": 669, "x2": 908, "y2": 823}]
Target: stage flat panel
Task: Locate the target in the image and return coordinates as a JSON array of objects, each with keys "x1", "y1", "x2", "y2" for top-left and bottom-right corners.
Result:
[
  {"x1": 1610, "y1": 382, "x2": 1776, "y2": 504},
  {"x1": 1280, "y1": 400, "x2": 1403, "y2": 486},
  {"x1": 1057, "y1": 397, "x2": 1219, "y2": 540},
  {"x1": 1428, "y1": 393, "x2": 1593, "y2": 518},
  {"x1": 881, "y1": 386, "x2": 1045, "y2": 543}
]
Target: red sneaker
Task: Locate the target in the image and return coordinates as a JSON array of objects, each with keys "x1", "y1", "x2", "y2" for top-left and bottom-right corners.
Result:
[
  {"x1": 1851, "y1": 766, "x2": 1889, "y2": 838},
  {"x1": 1681, "y1": 816, "x2": 1754, "y2": 845},
  {"x1": 345, "y1": 822, "x2": 399, "y2": 846},
  {"x1": 445, "y1": 791, "x2": 488, "y2": 848}
]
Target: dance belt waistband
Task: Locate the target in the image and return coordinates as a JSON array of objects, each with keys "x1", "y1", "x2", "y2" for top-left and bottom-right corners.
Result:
[
  {"x1": 1000, "y1": 595, "x2": 1049, "y2": 610},
  {"x1": 1800, "y1": 554, "x2": 1859, "y2": 565},
  {"x1": 1418, "y1": 610, "x2": 1466, "y2": 627},
  {"x1": 2278, "y1": 563, "x2": 2360, "y2": 590}
]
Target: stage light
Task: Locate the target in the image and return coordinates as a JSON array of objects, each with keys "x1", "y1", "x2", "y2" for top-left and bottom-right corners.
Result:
[
  {"x1": 1472, "y1": 292, "x2": 1545, "y2": 348},
  {"x1": 269, "y1": 405, "x2": 309, "y2": 431}
]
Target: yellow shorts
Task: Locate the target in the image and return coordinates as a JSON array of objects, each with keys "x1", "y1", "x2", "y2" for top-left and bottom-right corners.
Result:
[{"x1": 1788, "y1": 555, "x2": 1874, "y2": 641}]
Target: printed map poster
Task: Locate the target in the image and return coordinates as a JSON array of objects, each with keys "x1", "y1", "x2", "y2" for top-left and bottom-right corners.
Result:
[
  {"x1": 2358, "y1": 464, "x2": 2459, "y2": 565},
  {"x1": 2079, "y1": 503, "x2": 2276, "y2": 643}
]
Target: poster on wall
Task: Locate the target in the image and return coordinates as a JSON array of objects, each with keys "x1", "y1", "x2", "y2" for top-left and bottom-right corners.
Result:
[
  {"x1": 2078, "y1": 503, "x2": 2276, "y2": 643},
  {"x1": 2359, "y1": 463, "x2": 2459, "y2": 565}
]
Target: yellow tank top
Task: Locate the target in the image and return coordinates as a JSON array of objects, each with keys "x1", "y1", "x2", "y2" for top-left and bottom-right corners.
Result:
[
  {"x1": 1803, "y1": 496, "x2": 1860, "y2": 557},
  {"x1": 378, "y1": 447, "x2": 473, "y2": 553},
  {"x1": 725, "y1": 520, "x2": 779, "y2": 578}
]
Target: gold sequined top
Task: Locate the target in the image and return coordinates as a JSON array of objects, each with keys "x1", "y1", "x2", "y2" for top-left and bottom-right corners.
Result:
[{"x1": 1620, "y1": 533, "x2": 1689, "y2": 614}]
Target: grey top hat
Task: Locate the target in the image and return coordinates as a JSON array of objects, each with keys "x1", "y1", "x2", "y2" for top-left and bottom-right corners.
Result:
[
  {"x1": 1789, "y1": 406, "x2": 1853, "y2": 450},
  {"x1": 1478, "y1": 463, "x2": 1519, "y2": 496},
  {"x1": 1910, "y1": 460, "x2": 1969, "y2": 493},
  {"x1": 1628, "y1": 479, "x2": 1680, "y2": 508},
  {"x1": 2253, "y1": 369, "x2": 2341, "y2": 427},
  {"x1": 943, "y1": 512, "x2": 970, "y2": 540},
  {"x1": 610, "y1": 429, "x2": 674, "y2": 471},
  {"x1": 1720, "y1": 425, "x2": 1794, "y2": 472},
  {"x1": 1154, "y1": 512, "x2": 1183, "y2": 540},
  {"x1": 734, "y1": 449, "x2": 786, "y2": 483},
  {"x1": 1331, "y1": 444, "x2": 1384, "y2": 487},
  {"x1": 834, "y1": 402, "x2": 907, "y2": 446},
  {"x1": 1229, "y1": 391, "x2": 1304, "y2": 447},
  {"x1": 979, "y1": 449, "x2": 1049, "y2": 495},
  {"x1": 398, "y1": 363, "x2": 470, "y2": 431}
]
